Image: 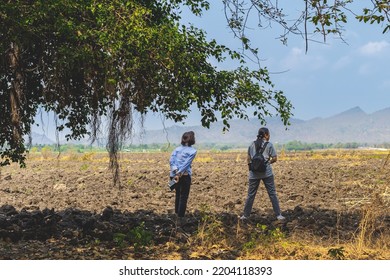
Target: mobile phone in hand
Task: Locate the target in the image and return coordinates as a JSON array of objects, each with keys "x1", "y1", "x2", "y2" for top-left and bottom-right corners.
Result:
[{"x1": 168, "y1": 178, "x2": 177, "y2": 190}]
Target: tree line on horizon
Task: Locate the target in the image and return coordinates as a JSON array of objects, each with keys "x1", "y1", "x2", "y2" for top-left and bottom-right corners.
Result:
[{"x1": 27, "y1": 141, "x2": 390, "y2": 154}]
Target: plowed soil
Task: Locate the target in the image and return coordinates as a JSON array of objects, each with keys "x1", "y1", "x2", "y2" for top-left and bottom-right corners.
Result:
[{"x1": 1, "y1": 150, "x2": 389, "y2": 259}]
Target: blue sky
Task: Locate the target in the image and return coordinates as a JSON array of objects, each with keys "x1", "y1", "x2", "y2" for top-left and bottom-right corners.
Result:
[
  {"x1": 34, "y1": 1, "x2": 390, "y2": 139},
  {"x1": 142, "y1": 1, "x2": 390, "y2": 130}
]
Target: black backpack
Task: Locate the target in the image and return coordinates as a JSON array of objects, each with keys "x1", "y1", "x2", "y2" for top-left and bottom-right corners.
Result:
[{"x1": 249, "y1": 141, "x2": 269, "y2": 172}]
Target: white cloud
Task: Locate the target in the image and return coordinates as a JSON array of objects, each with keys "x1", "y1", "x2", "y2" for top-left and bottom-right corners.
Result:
[
  {"x1": 333, "y1": 56, "x2": 352, "y2": 70},
  {"x1": 282, "y1": 47, "x2": 304, "y2": 67},
  {"x1": 358, "y1": 41, "x2": 390, "y2": 56},
  {"x1": 358, "y1": 64, "x2": 372, "y2": 75},
  {"x1": 281, "y1": 47, "x2": 327, "y2": 70},
  {"x1": 380, "y1": 79, "x2": 390, "y2": 90}
]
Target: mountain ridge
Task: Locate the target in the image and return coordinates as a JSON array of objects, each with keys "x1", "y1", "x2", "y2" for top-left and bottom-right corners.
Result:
[
  {"x1": 31, "y1": 106, "x2": 390, "y2": 145},
  {"x1": 136, "y1": 106, "x2": 390, "y2": 145}
]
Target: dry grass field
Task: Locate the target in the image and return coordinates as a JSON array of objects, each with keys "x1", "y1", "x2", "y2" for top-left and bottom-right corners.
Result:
[{"x1": 0, "y1": 149, "x2": 389, "y2": 259}]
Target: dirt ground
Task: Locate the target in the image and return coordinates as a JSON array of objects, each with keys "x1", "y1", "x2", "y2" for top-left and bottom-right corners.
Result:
[{"x1": 0, "y1": 149, "x2": 389, "y2": 259}]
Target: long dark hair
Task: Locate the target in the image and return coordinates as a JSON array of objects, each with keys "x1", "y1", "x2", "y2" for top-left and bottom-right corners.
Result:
[
  {"x1": 257, "y1": 127, "x2": 269, "y2": 140},
  {"x1": 255, "y1": 127, "x2": 269, "y2": 149},
  {"x1": 181, "y1": 131, "x2": 195, "y2": 146}
]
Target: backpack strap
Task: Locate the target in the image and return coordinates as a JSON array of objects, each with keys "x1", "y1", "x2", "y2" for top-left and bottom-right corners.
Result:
[
  {"x1": 254, "y1": 140, "x2": 260, "y2": 153},
  {"x1": 254, "y1": 141, "x2": 268, "y2": 154},
  {"x1": 261, "y1": 142, "x2": 268, "y2": 152},
  {"x1": 261, "y1": 142, "x2": 269, "y2": 161}
]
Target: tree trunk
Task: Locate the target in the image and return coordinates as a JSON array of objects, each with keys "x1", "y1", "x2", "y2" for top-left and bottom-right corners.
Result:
[{"x1": 8, "y1": 42, "x2": 24, "y2": 144}]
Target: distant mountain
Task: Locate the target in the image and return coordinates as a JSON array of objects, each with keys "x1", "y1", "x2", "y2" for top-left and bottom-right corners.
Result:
[
  {"x1": 134, "y1": 106, "x2": 390, "y2": 145},
  {"x1": 28, "y1": 106, "x2": 390, "y2": 145},
  {"x1": 26, "y1": 132, "x2": 55, "y2": 145}
]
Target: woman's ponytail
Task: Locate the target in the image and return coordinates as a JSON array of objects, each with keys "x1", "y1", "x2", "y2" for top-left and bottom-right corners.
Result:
[{"x1": 257, "y1": 127, "x2": 269, "y2": 140}]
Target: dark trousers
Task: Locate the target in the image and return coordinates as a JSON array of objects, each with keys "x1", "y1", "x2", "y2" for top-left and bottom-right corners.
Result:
[
  {"x1": 174, "y1": 175, "x2": 191, "y2": 217},
  {"x1": 243, "y1": 175, "x2": 281, "y2": 217}
]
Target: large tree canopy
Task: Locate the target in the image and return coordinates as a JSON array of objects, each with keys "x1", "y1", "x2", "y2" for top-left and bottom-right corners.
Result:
[
  {"x1": 1, "y1": 0, "x2": 388, "y2": 182},
  {"x1": 0, "y1": 0, "x2": 292, "y2": 179}
]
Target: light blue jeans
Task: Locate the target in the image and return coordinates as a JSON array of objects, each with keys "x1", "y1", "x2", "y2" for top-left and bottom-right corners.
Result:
[{"x1": 243, "y1": 175, "x2": 282, "y2": 217}]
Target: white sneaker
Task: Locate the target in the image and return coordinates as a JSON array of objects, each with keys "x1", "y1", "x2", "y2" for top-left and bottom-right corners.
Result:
[
  {"x1": 239, "y1": 215, "x2": 248, "y2": 221},
  {"x1": 276, "y1": 214, "x2": 285, "y2": 220}
]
